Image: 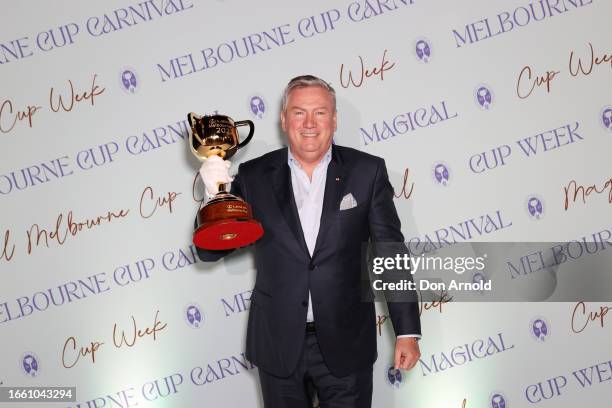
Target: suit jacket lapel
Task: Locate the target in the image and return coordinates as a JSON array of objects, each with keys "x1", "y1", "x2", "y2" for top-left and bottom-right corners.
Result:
[
  {"x1": 313, "y1": 146, "x2": 345, "y2": 259},
  {"x1": 271, "y1": 151, "x2": 311, "y2": 259}
]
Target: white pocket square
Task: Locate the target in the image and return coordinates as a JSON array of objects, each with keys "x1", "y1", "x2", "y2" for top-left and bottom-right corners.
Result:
[{"x1": 339, "y1": 193, "x2": 357, "y2": 211}]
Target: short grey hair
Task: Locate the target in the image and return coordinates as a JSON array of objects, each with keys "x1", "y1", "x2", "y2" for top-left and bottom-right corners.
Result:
[{"x1": 281, "y1": 75, "x2": 336, "y2": 112}]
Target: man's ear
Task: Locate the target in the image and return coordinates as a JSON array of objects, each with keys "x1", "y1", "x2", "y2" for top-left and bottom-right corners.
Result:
[
  {"x1": 333, "y1": 110, "x2": 337, "y2": 131},
  {"x1": 280, "y1": 111, "x2": 287, "y2": 132}
]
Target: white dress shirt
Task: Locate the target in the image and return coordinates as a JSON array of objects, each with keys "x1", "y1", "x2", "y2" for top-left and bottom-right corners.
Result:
[{"x1": 287, "y1": 147, "x2": 331, "y2": 323}]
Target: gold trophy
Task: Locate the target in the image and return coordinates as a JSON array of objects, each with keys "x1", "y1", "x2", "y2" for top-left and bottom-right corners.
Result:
[{"x1": 188, "y1": 113, "x2": 263, "y2": 250}]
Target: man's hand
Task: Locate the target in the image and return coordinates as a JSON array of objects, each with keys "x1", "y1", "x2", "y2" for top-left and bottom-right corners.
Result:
[
  {"x1": 394, "y1": 337, "x2": 420, "y2": 370},
  {"x1": 199, "y1": 155, "x2": 233, "y2": 196}
]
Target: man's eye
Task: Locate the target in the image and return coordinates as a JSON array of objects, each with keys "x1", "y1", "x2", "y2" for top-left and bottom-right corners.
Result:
[{"x1": 294, "y1": 111, "x2": 303, "y2": 116}]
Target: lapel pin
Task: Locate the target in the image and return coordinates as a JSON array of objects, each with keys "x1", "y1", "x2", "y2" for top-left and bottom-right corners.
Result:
[{"x1": 335, "y1": 176, "x2": 341, "y2": 182}]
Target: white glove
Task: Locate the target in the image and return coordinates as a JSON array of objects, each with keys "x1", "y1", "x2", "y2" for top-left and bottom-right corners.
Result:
[{"x1": 199, "y1": 155, "x2": 234, "y2": 197}]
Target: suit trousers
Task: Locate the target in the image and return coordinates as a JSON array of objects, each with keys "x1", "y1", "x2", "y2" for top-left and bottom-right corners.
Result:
[{"x1": 257, "y1": 329, "x2": 373, "y2": 408}]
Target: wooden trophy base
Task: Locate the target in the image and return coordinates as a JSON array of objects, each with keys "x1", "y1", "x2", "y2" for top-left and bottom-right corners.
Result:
[{"x1": 193, "y1": 193, "x2": 263, "y2": 250}]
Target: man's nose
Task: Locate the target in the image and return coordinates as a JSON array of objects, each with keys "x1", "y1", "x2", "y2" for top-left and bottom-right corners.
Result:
[{"x1": 304, "y1": 112, "x2": 316, "y2": 128}]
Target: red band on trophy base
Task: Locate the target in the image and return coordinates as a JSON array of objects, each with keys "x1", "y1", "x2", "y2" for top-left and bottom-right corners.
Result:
[{"x1": 193, "y1": 219, "x2": 264, "y2": 250}]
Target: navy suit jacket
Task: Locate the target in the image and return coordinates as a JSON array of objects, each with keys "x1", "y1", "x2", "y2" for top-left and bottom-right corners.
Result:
[{"x1": 196, "y1": 144, "x2": 421, "y2": 377}]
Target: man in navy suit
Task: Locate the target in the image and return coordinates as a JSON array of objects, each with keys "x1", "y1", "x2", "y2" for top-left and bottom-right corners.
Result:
[{"x1": 197, "y1": 75, "x2": 421, "y2": 408}]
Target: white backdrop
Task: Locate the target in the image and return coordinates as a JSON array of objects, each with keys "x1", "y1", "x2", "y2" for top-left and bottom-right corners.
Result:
[{"x1": 1, "y1": 0, "x2": 611, "y2": 407}]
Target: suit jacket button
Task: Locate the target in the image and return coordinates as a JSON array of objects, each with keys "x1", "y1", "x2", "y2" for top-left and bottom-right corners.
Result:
[
  {"x1": 309, "y1": 263, "x2": 315, "y2": 270},
  {"x1": 301, "y1": 300, "x2": 308, "y2": 307}
]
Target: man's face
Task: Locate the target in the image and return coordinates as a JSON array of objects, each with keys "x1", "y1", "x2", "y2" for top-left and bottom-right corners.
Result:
[{"x1": 281, "y1": 86, "x2": 336, "y2": 165}]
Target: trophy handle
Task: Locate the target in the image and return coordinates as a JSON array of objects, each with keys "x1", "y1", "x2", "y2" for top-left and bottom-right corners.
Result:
[
  {"x1": 235, "y1": 120, "x2": 255, "y2": 148},
  {"x1": 188, "y1": 112, "x2": 205, "y2": 145}
]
